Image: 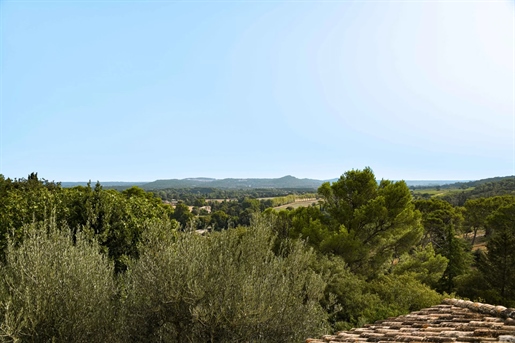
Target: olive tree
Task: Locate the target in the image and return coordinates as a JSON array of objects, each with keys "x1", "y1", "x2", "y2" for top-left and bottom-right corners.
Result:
[
  {"x1": 124, "y1": 218, "x2": 328, "y2": 342},
  {"x1": 0, "y1": 220, "x2": 120, "y2": 343}
]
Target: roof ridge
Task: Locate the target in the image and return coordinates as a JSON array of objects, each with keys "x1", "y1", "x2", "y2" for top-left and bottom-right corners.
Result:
[{"x1": 443, "y1": 298, "x2": 515, "y2": 319}]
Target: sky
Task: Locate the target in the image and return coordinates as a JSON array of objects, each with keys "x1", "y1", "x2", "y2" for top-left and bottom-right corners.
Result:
[{"x1": 1, "y1": 0, "x2": 514, "y2": 182}]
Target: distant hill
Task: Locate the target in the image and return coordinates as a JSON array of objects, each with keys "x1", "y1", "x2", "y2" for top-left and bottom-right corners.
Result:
[
  {"x1": 440, "y1": 176, "x2": 515, "y2": 205},
  {"x1": 441, "y1": 175, "x2": 515, "y2": 189},
  {"x1": 141, "y1": 175, "x2": 325, "y2": 190},
  {"x1": 138, "y1": 178, "x2": 213, "y2": 189},
  {"x1": 61, "y1": 181, "x2": 147, "y2": 188},
  {"x1": 403, "y1": 180, "x2": 467, "y2": 187},
  {"x1": 59, "y1": 177, "x2": 474, "y2": 191}
]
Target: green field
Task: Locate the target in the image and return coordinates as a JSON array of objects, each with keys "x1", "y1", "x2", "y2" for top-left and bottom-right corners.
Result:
[
  {"x1": 273, "y1": 199, "x2": 318, "y2": 210},
  {"x1": 412, "y1": 187, "x2": 474, "y2": 197}
]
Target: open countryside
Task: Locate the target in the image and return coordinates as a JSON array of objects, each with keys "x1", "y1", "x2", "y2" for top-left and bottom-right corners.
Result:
[
  {"x1": 1, "y1": 169, "x2": 515, "y2": 341},
  {"x1": 3, "y1": 0, "x2": 514, "y2": 341}
]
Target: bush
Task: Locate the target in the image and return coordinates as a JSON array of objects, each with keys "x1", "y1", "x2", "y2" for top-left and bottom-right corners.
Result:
[
  {"x1": 0, "y1": 220, "x2": 120, "y2": 342},
  {"x1": 313, "y1": 254, "x2": 444, "y2": 331},
  {"x1": 312, "y1": 254, "x2": 384, "y2": 331},
  {"x1": 124, "y1": 218, "x2": 328, "y2": 342},
  {"x1": 367, "y1": 273, "x2": 444, "y2": 319}
]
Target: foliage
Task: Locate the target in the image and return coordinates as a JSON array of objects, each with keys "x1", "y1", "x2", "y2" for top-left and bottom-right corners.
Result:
[
  {"x1": 392, "y1": 244, "x2": 448, "y2": 288},
  {"x1": 463, "y1": 195, "x2": 515, "y2": 238},
  {"x1": 453, "y1": 263, "x2": 492, "y2": 304},
  {"x1": 170, "y1": 201, "x2": 194, "y2": 229},
  {"x1": 317, "y1": 167, "x2": 423, "y2": 277},
  {"x1": 0, "y1": 175, "x2": 175, "y2": 272},
  {"x1": 205, "y1": 197, "x2": 263, "y2": 229},
  {"x1": 312, "y1": 254, "x2": 383, "y2": 330},
  {"x1": 312, "y1": 254, "x2": 444, "y2": 331},
  {"x1": 366, "y1": 274, "x2": 444, "y2": 318},
  {"x1": 124, "y1": 218, "x2": 328, "y2": 342},
  {"x1": 4, "y1": 170, "x2": 500, "y2": 339},
  {"x1": 0, "y1": 219, "x2": 120, "y2": 342},
  {"x1": 441, "y1": 178, "x2": 515, "y2": 206},
  {"x1": 153, "y1": 187, "x2": 316, "y2": 205},
  {"x1": 414, "y1": 198, "x2": 471, "y2": 293},
  {"x1": 0, "y1": 174, "x2": 65, "y2": 255},
  {"x1": 479, "y1": 203, "x2": 515, "y2": 306}
]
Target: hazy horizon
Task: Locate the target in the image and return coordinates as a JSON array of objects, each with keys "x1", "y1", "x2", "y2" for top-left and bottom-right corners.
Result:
[
  {"x1": 2, "y1": 1, "x2": 514, "y2": 182},
  {"x1": 31, "y1": 174, "x2": 481, "y2": 184}
]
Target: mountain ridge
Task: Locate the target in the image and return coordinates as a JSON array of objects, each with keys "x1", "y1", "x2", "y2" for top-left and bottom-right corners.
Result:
[
  {"x1": 140, "y1": 175, "x2": 330, "y2": 190},
  {"x1": 58, "y1": 176, "x2": 478, "y2": 191}
]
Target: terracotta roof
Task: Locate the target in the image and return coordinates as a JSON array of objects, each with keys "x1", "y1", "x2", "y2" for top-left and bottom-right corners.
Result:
[{"x1": 307, "y1": 299, "x2": 515, "y2": 343}]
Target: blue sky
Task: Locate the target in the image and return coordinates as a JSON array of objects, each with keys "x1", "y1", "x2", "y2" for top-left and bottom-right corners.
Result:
[{"x1": 1, "y1": 0, "x2": 514, "y2": 182}]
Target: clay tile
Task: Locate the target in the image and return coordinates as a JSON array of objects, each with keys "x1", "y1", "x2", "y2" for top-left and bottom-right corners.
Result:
[
  {"x1": 503, "y1": 310, "x2": 515, "y2": 320},
  {"x1": 309, "y1": 300, "x2": 515, "y2": 343}
]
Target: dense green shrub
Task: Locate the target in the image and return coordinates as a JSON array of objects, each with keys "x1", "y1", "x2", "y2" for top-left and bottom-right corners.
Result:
[
  {"x1": 124, "y1": 218, "x2": 328, "y2": 342},
  {"x1": 0, "y1": 220, "x2": 120, "y2": 343},
  {"x1": 312, "y1": 254, "x2": 384, "y2": 330},
  {"x1": 313, "y1": 254, "x2": 444, "y2": 331},
  {"x1": 366, "y1": 274, "x2": 444, "y2": 319}
]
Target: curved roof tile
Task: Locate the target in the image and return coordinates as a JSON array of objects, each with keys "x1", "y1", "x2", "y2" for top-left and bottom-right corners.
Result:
[{"x1": 308, "y1": 299, "x2": 515, "y2": 343}]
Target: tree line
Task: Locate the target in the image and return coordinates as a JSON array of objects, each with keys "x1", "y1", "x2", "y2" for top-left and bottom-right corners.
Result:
[{"x1": 150, "y1": 187, "x2": 316, "y2": 205}]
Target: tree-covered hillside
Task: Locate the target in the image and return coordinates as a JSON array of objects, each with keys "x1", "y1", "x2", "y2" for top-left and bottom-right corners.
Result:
[
  {"x1": 412, "y1": 176, "x2": 515, "y2": 206},
  {"x1": 441, "y1": 177, "x2": 515, "y2": 205},
  {"x1": 141, "y1": 175, "x2": 326, "y2": 190}
]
